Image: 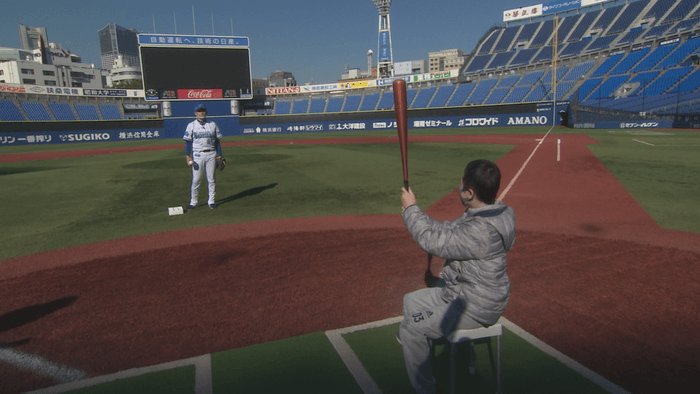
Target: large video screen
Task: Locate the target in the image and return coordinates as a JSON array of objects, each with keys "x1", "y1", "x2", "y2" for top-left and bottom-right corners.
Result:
[{"x1": 140, "y1": 46, "x2": 252, "y2": 101}]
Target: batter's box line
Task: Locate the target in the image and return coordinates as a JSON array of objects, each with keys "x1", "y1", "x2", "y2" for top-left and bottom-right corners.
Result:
[
  {"x1": 325, "y1": 315, "x2": 630, "y2": 394},
  {"x1": 24, "y1": 354, "x2": 213, "y2": 394}
]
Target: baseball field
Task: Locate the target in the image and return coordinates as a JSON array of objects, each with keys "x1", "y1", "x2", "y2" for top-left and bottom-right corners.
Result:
[{"x1": 1, "y1": 126, "x2": 699, "y2": 393}]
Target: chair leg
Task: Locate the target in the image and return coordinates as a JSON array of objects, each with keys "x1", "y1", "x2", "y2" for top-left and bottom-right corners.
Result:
[
  {"x1": 496, "y1": 335, "x2": 502, "y2": 394},
  {"x1": 450, "y1": 343, "x2": 457, "y2": 394},
  {"x1": 469, "y1": 341, "x2": 476, "y2": 374}
]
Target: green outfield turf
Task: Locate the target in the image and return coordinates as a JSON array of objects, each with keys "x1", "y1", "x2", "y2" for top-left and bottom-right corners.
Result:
[
  {"x1": 2, "y1": 126, "x2": 698, "y2": 261},
  {"x1": 0, "y1": 140, "x2": 511, "y2": 261}
]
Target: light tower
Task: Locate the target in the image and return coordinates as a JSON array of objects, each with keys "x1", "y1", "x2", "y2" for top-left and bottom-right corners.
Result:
[{"x1": 373, "y1": 0, "x2": 393, "y2": 78}]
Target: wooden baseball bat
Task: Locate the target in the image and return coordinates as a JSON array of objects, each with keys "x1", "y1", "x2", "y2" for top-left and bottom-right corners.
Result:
[{"x1": 393, "y1": 79, "x2": 409, "y2": 189}]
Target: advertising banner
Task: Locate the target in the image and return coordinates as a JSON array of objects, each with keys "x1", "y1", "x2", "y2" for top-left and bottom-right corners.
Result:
[
  {"x1": 503, "y1": 4, "x2": 543, "y2": 22},
  {"x1": 581, "y1": 0, "x2": 610, "y2": 7},
  {"x1": 1, "y1": 128, "x2": 166, "y2": 147},
  {"x1": 542, "y1": 0, "x2": 581, "y2": 15},
  {"x1": 0, "y1": 83, "x2": 143, "y2": 97},
  {"x1": 240, "y1": 113, "x2": 555, "y2": 136}
]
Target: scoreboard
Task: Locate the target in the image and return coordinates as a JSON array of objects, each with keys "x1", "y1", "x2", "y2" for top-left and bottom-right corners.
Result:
[{"x1": 138, "y1": 34, "x2": 253, "y2": 101}]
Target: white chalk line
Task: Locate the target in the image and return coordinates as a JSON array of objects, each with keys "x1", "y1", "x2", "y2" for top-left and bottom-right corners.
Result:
[
  {"x1": 633, "y1": 139, "x2": 655, "y2": 146},
  {"x1": 0, "y1": 345, "x2": 87, "y2": 384},
  {"x1": 498, "y1": 126, "x2": 555, "y2": 201},
  {"x1": 326, "y1": 316, "x2": 629, "y2": 394},
  {"x1": 24, "y1": 354, "x2": 212, "y2": 394}
]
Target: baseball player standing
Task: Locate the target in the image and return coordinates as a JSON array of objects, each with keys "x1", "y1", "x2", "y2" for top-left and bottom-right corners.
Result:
[{"x1": 184, "y1": 104, "x2": 223, "y2": 210}]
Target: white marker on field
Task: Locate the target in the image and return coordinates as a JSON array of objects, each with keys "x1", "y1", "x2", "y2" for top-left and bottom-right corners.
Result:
[
  {"x1": 633, "y1": 139, "x2": 655, "y2": 146},
  {"x1": 557, "y1": 139, "x2": 561, "y2": 162}
]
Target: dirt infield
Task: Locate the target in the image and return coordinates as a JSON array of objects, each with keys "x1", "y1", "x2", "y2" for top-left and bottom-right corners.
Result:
[{"x1": 1, "y1": 134, "x2": 699, "y2": 393}]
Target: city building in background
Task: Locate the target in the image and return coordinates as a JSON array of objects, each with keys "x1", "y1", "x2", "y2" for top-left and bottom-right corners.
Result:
[
  {"x1": 1, "y1": 25, "x2": 106, "y2": 88},
  {"x1": 18, "y1": 24, "x2": 49, "y2": 50},
  {"x1": 429, "y1": 49, "x2": 467, "y2": 73},
  {"x1": 394, "y1": 59, "x2": 428, "y2": 76},
  {"x1": 109, "y1": 54, "x2": 142, "y2": 87},
  {"x1": 268, "y1": 71, "x2": 297, "y2": 87},
  {"x1": 98, "y1": 24, "x2": 140, "y2": 72}
]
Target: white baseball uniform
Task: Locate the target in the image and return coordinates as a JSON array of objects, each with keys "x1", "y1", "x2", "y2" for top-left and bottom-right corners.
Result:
[{"x1": 183, "y1": 119, "x2": 223, "y2": 206}]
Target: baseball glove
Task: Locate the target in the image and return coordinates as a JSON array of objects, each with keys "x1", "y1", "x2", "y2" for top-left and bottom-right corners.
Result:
[{"x1": 217, "y1": 157, "x2": 227, "y2": 171}]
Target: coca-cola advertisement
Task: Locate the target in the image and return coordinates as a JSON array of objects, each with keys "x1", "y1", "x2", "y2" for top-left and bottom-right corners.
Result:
[{"x1": 177, "y1": 89, "x2": 223, "y2": 100}]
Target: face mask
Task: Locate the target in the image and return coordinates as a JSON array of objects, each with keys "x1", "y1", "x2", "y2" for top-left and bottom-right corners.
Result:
[{"x1": 459, "y1": 188, "x2": 470, "y2": 206}]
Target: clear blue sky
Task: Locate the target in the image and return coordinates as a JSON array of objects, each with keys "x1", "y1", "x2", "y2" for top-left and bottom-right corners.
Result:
[{"x1": 1, "y1": 0, "x2": 530, "y2": 85}]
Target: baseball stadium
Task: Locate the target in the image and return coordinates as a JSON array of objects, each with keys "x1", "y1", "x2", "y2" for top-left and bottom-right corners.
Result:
[{"x1": 1, "y1": 0, "x2": 700, "y2": 393}]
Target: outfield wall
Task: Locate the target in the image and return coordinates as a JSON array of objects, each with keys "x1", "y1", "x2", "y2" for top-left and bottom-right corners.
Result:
[{"x1": 1, "y1": 101, "x2": 567, "y2": 147}]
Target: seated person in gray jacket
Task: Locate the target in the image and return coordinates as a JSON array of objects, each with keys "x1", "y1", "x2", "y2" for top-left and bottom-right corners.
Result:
[{"x1": 399, "y1": 159, "x2": 516, "y2": 394}]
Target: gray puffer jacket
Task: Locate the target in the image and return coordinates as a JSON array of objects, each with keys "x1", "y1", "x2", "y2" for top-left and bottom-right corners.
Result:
[{"x1": 402, "y1": 201, "x2": 516, "y2": 326}]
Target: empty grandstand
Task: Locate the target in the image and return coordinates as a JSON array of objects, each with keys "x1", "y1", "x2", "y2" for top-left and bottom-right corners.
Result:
[
  {"x1": 2, "y1": 0, "x2": 700, "y2": 129},
  {"x1": 254, "y1": 0, "x2": 699, "y2": 127}
]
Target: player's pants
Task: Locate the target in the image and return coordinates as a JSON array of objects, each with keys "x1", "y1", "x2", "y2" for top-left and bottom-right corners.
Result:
[
  {"x1": 399, "y1": 287, "x2": 482, "y2": 394},
  {"x1": 190, "y1": 150, "x2": 217, "y2": 206}
]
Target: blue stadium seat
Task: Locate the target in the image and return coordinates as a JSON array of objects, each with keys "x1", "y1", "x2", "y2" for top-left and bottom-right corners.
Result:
[
  {"x1": 525, "y1": 83, "x2": 550, "y2": 102},
  {"x1": 273, "y1": 100, "x2": 291, "y2": 115},
  {"x1": 466, "y1": 79, "x2": 498, "y2": 105},
  {"x1": 342, "y1": 95, "x2": 361, "y2": 112},
  {"x1": 20, "y1": 102, "x2": 52, "y2": 121},
  {"x1": 509, "y1": 48, "x2": 538, "y2": 67},
  {"x1": 478, "y1": 29, "x2": 501, "y2": 54},
  {"x1": 497, "y1": 75, "x2": 520, "y2": 88},
  {"x1": 568, "y1": 11, "x2": 600, "y2": 42},
  {"x1": 488, "y1": 52, "x2": 515, "y2": 70},
  {"x1": 558, "y1": 15, "x2": 581, "y2": 43},
  {"x1": 446, "y1": 83, "x2": 475, "y2": 107},
  {"x1": 377, "y1": 92, "x2": 394, "y2": 110},
  {"x1": 640, "y1": 67, "x2": 694, "y2": 96},
  {"x1": 578, "y1": 78, "x2": 603, "y2": 101},
  {"x1": 502, "y1": 86, "x2": 532, "y2": 104},
  {"x1": 308, "y1": 98, "x2": 327, "y2": 113},
  {"x1": 405, "y1": 89, "x2": 418, "y2": 108},
  {"x1": 608, "y1": 1, "x2": 649, "y2": 34},
  {"x1": 609, "y1": 48, "x2": 652, "y2": 75},
  {"x1": 325, "y1": 97, "x2": 344, "y2": 113},
  {"x1": 292, "y1": 99, "x2": 309, "y2": 114},
  {"x1": 359, "y1": 93, "x2": 380, "y2": 111},
  {"x1": 644, "y1": 0, "x2": 678, "y2": 22},
  {"x1": 592, "y1": 5, "x2": 624, "y2": 31},
  {"x1": 518, "y1": 71, "x2": 544, "y2": 86},
  {"x1": 632, "y1": 43, "x2": 678, "y2": 73},
  {"x1": 484, "y1": 88, "x2": 509, "y2": 105},
  {"x1": 513, "y1": 23, "x2": 539, "y2": 45},
  {"x1": 530, "y1": 20, "x2": 554, "y2": 47},
  {"x1": 562, "y1": 62, "x2": 594, "y2": 81},
  {"x1": 74, "y1": 104, "x2": 100, "y2": 120},
  {"x1": 410, "y1": 87, "x2": 435, "y2": 109},
  {"x1": 493, "y1": 26, "x2": 519, "y2": 52},
  {"x1": 99, "y1": 104, "x2": 122, "y2": 120},
  {"x1": 679, "y1": 68, "x2": 700, "y2": 93},
  {"x1": 585, "y1": 35, "x2": 618, "y2": 53},
  {"x1": 428, "y1": 85, "x2": 456, "y2": 108},
  {"x1": 655, "y1": 38, "x2": 700, "y2": 70},
  {"x1": 0, "y1": 100, "x2": 26, "y2": 121},
  {"x1": 465, "y1": 54, "x2": 493, "y2": 73},
  {"x1": 643, "y1": 25, "x2": 671, "y2": 39},
  {"x1": 590, "y1": 53, "x2": 625, "y2": 78},
  {"x1": 49, "y1": 103, "x2": 76, "y2": 121}
]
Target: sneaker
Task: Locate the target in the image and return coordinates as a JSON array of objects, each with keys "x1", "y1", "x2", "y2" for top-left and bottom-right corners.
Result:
[
  {"x1": 186, "y1": 204, "x2": 196, "y2": 211},
  {"x1": 208, "y1": 203, "x2": 217, "y2": 209}
]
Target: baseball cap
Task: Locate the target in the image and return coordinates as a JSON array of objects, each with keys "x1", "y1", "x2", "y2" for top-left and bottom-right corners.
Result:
[{"x1": 194, "y1": 104, "x2": 207, "y2": 112}]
